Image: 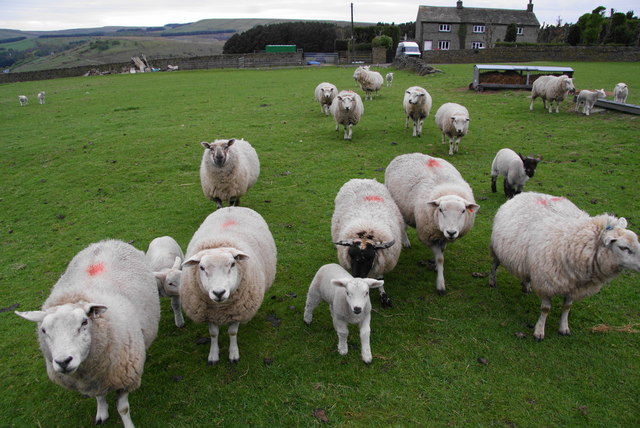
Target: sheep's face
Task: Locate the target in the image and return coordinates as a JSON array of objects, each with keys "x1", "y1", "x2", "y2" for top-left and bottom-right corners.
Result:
[
  {"x1": 450, "y1": 115, "x2": 469, "y2": 137},
  {"x1": 429, "y1": 196, "x2": 479, "y2": 241},
  {"x1": 154, "y1": 256, "x2": 182, "y2": 297},
  {"x1": 337, "y1": 94, "x2": 355, "y2": 112},
  {"x1": 201, "y1": 139, "x2": 236, "y2": 167},
  {"x1": 335, "y1": 237, "x2": 396, "y2": 278},
  {"x1": 563, "y1": 77, "x2": 576, "y2": 94},
  {"x1": 320, "y1": 86, "x2": 335, "y2": 100},
  {"x1": 184, "y1": 248, "x2": 249, "y2": 303},
  {"x1": 603, "y1": 219, "x2": 640, "y2": 273},
  {"x1": 405, "y1": 89, "x2": 425, "y2": 105},
  {"x1": 332, "y1": 277, "x2": 383, "y2": 315},
  {"x1": 16, "y1": 303, "x2": 107, "y2": 374},
  {"x1": 596, "y1": 89, "x2": 606, "y2": 99},
  {"x1": 521, "y1": 156, "x2": 540, "y2": 178}
]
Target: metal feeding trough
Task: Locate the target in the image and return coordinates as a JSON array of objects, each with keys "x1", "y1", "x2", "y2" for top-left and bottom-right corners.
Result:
[
  {"x1": 593, "y1": 99, "x2": 640, "y2": 115},
  {"x1": 471, "y1": 64, "x2": 574, "y2": 91}
]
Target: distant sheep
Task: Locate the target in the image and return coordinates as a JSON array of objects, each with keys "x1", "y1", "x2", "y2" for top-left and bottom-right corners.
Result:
[
  {"x1": 529, "y1": 74, "x2": 575, "y2": 113},
  {"x1": 385, "y1": 72, "x2": 394, "y2": 87},
  {"x1": 435, "y1": 102, "x2": 470, "y2": 156},
  {"x1": 180, "y1": 206, "x2": 277, "y2": 365},
  {"x1": 489, "y1": 192, "x2": 640, "y2": 341},
  {"x1": 614, "y1": 83, "x2": 628, "y2": 103},
  {"x1": 330, "y1": 90, "x2": 364, "y2": 141},
  {"x1": 314, "y1": 82, "x2": 338, "y2": 116},
  {"x1": 199, "y1": 138, "x2": 260, "y2": 209},
  {"x1": 490, "y1": 148, "x2": 541, "y2": 198},
  {"x1": 403, "y1": 86, "x2": 433, "y2": 137},
  {"x1": 18, "y1": 95, "x2": 28, "y2": 106},
  {"x1": 385, "y1": 153, "x2": 479, "y2": 295},
  {"x1": 304, "y1": 263, "x2": 383, "y2": 364},
  {"x1": 353, "y1": 65, "x2": 384, "y2": 100},
  {"x1": 575, "y1": 89, "x2": 606, "y2": 116},
  {"x1": 38, "y1": 91, "x2": 46, "y2": 105},
  {"x1": 15, "y1": 239, "x2": 160, "y2": 427},
  {"x1": 146, "y1": 236, "x2": 185, "y2": 328}
]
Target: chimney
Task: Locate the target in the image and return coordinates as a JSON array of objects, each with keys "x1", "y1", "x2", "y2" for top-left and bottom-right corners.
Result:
[
  {"x1": 457, "y1": 1, "x2": 463, "y2": 9},
  {"x1": 527, "y1": 0, "x2": 533, "y2": 12}
]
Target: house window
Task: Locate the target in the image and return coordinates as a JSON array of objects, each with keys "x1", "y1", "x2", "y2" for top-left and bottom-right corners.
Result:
[
  {"x1": 439, "y1": 24, "x2": 451, "y2": 32},
  {"x1": 471, "y1": 42, "x2": 484, "y2": 49},
  {"x1": 438, "y1": 40, "x2": 450, "y2": 50},
  {"x1": 473, "y1": 25, "x2": 485, "y2": 33},
  {"x1": 517, "y1": 27, "x2": 524, "y2": 35}
]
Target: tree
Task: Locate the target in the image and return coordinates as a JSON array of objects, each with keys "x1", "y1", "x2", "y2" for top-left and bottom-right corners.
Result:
[
  {"x1": 577, "y1": 6, "x2": 606, "y2": 45},
  {"x1": 505, "y1": 23, "x2": 518, "y2": 42},
  {"x1": 567, "y1": 24, "x2": 581, "y2": 45},
  {"x1": 372, "y1": 35, "x2": 393, "y2": 49}
]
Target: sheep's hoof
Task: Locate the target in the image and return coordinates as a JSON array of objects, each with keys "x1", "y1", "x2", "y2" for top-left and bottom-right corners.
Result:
[
  {"x1": 437, "y1": 289, "x2": 446, "y2": 296},
  {"x1": 488, "y1": 281, "x2": 497, "y2": 288},
  {"x1": 379, "y1": 293, "x2": 393, "y2": 309},
  {"x1": 534, "y1": 336, "x2": 544, "y2": 342},
  {"x1": 229, "y1": 358, "x2": 239, "y2": 364},
  {"x1": 207, "y1": 360, "x2": 218, "y2": 366},
  {"x1": 95, "y1": 417, "x2": 107, "y2": 426},
  {"x1": 559, "y1": 330, "x2": 571, "y2": 337}
]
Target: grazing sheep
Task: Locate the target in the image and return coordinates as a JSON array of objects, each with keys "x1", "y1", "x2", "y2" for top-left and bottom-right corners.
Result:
[
  {"x1": 314, "y1": 82, "x2": 338, "y2": 116},
  {"x1": 303, "y1": 263, "x2": 383, "y2": 364},
  {"x1": 199, "y1": 138, "x2": 260, "y2": 209},
  {"x1": 489, "y1": 192, "x2": 640, "y2": 341},
  {"x1": 385, "y1": 153, "x2": 479, "y2": 295},
  {"x1": 180, "y1": 206, "x2": 277, "y2": 365},
  {"x1": 614, "y1": 82, "x2": 628, "y2": 103},
  {"x1": 146, "y1": 236, "x2": 185, "y2": 328},
  {"x1": 38, "y1": 91, "x2": 46, "y2": 104},
  {"x1": 18, "y1": 95, "x2": 28, "y2": 106},
  {"x1": 331, "y1": 178, "x2": 405, "y2": 308},
  {"x1": 575, "y1": 89, "x2": 606, "y2": 116},
  {"x1": 435, "y1": 102, "x2": 470, "y2": 156},
  {"x1": 385, "y1": 72, "x2": 394, "y2": 87},
  {"x1": 529, "y1": 74, "x2": 575, "y2": 113},
  {"x1": 15, "y1": 239, "x2": 160, "y2": 428},
  {"x1": 403, "y1": 86, "x2": 433, "y2": 137},
  {"x1": 490, "y1": 148, "x2": 541, "y2": 199},
  {"x1": 330, "y1": 90, "x2": 364, "y2": 141},
  {"x1": 353, "y1": 65, "x2": 384, "y2": 100}
]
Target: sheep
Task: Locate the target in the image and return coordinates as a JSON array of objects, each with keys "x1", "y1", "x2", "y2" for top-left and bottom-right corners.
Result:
[
  {"x1": 314, "y1": 82, "x2": 338, "y2": 116},
  {"x1": 489, "y1": 192, "x2": 640, "y2": 341},
  {"x1": 614, "y1": 82, "x2": 628, "y2": 103},
  {"x1": 180, "y1": 206, "x2": 277, "y2": 365},
  {"x1": 199, "y1": 138, "x2": 260, "y2": 209},
  {"x1": 330, "y1": 90, "x2": 364, "y2": 141},
  {"x1": 434, "y1": 102, "x2": 470, "y2": 156},
  {"x1": 353, "y1": 65, "x2": 384, "y2": 100},
  {"x1": 331, "y1": 178, "x2": 405, "y2": 308},
  {"x1": 385, "y1": 72, "x2": 394, "y2": 87},
  {"x1": 575, "y1": 89, "x2": 606, "y2": 116},
  {"x1": 38, "y1": 91, "x2": 46, "y2": 104},
  {"x1": 490, "y1": 148, "x2": 541, "y2": 199},
  {"x1": 18, "y1": 95, "x2": 28, "y2": 106},
  {"x1": 529, "y1": 74, "x2": 575, "y2": 113},
  {"x1": 403, "y1": 86, "x2": 433, "y2": 137},
  {"x1": 303, "y1": 263, "x2": 384, "y2": 364},
  {"x1": 384, "y1": 153, "x2": 479, "y2": 295},
  {"x1": 15, "y1": 239, "x2": 160, "y2": 428},
  {"x1": 145, "y1": 235, "x2": 185, "y2": 328}
]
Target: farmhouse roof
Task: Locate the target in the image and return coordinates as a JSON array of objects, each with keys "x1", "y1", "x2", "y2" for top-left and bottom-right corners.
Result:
[{"x1": 417, "y1": 4, "x2": 540, "y2": 27}]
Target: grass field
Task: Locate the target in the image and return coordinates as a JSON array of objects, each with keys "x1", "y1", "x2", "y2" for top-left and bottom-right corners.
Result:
[{"x1": 1, "y1": 62, "x2": 639, "y2": 427}]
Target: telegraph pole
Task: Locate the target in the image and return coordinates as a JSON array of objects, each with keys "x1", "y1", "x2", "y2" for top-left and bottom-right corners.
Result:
[{"x1": 351, "y1": 3, "x2": 355, "y2": 63}]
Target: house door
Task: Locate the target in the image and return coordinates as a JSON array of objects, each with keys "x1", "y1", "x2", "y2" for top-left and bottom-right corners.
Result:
[{"x1": 423, "y1": 40, "x2": 433, "y2": 51}]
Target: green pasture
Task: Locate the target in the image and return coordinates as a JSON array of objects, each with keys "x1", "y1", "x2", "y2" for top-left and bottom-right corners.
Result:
[{"x1": 1, "y1": 61, "x2": 639, "y2": 426}]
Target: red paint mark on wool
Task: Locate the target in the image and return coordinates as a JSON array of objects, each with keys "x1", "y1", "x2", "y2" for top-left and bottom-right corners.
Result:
[
  {"x1": 87, "y1": 263, "x2": 105, "y2": 276},
  {"x1": 222, "y1": 219, "x2": 237, "y2": 228},
  {"x1": 536, "y1": 198, "x2": 549, "y2": 206},
  {"x1": 550, "y1": 197, "x2": 565, "y2": 202},
  {"x1": 468, "y1": 208, "x2": 474, "y2": 213},
  {"x1": 364, "y1": 195, "x2": 384, "y2": 202},
  {"x1": 426, "y1": 159, "x2": 442, "y2": 168}
]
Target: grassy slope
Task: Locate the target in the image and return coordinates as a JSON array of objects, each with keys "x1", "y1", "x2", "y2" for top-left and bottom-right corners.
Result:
[{"x1": 0, "y1": 62, "x2": 639, "y2": 427}]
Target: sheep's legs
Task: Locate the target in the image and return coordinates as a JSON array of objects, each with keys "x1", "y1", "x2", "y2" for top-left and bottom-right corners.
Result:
[
  {"x1": 558, "y1": 296, "x2": 573, "y2": 336},
  {"x1": 116, "y1": 390, "x2": 134, "y2": 428},
  {"x1": 534, "y1": 296, "x2": 551, "y2": 341},
  {"x1": 490, "y1": 175, "x2": 498, "y2": 193},
  {"x1": 401, "y1": 226, "x2": 411, "y2": 248},
  {"x1": 448, "y1": 137, "x2": 459, "y2": 156},
  {"x1": 333, "y1": 318, "x2": 349, "y2": 356},
  {"x1": 303, "y1": 290, "x2": 321, "y2": 324},
  {"x1": 488, "y1": 249, "x2": 499, "y2": 288},
  {"x1": 212, "y1": 197, "x2": 223, "y2": 209},
  {"x1": 359, "y1": 316, "x2": 373, "y2": 364},
  {"x1": 230, "y1": 197, "x2": 240, "y2": 206},
  {"x1": 405, "y1": 116, "x2": 410, "y2": 129},
  {"x1": 207, "y1": 322, "x2": 220, "y2": 364},
  {"x1": 377, "y1": 283, "x2": 392, "y2": 308},
  {"x1": 430, "y1": 243, "x2": 447, "y2": 295},
  {"x1": 228, "y1": 322, "x2": 240, "y2": 363},
  {"x1": 170, "y1": 296, "x2": 184, "y2": 328},
  {"x1": 95, "y1": 395, "x2": 109, "y2": 425},
  {"x1": 441, "y1": 132, "x2": 446, "y2": 144}
]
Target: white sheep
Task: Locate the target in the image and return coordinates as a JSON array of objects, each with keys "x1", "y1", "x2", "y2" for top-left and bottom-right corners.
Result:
[
  {"x1": 353, "y1": 65, "x2": 384, "y2": 100},
  {"x1": 403, "y1": 86, "x2": 433, "y2": 137},
  {"x1": 529, "y1": 74, "x2": 575, "y2": 113},
  {"x1": 303, "y1": 263, "x2": 384, "y2": 364},
  {"x1": 38, "y1": 91, "x2": 46, "y2": 105},
  {"x1": 199, "y1": 138, "x2": 260, "y2": 209},
  {"x1": 180, "y1": 206, "x2": 277, "y2": 365},
  {"x1": 614, "y1": 82, "x2": 628, "y2": 103},
  {"x1": 385, "y1": 153, "x2": 479, "y2": 295},
  {"x1": 435, "y1": 102, "x2": 470, "y2": 156},
  {"x1": 146, "y1": 235, "x2": 185, "y2": 328},
  {"x1": 15, "y1": 239, "x2": 160, "y2": 428},
  {"x1": 331, "y1": 178, "x2": 405, "y2": 308},
  {"x1": 314, "y1": 82, "x2": 338, "y2": 116},
  {"x1": 385, "y1": 72, "x2": 394, "y2": 87},
  {"x1": 330, "y1": 90, "x2": 364, "y2": 141},
  {"x1": 18, "y1": 95, "x2": 28, "y2": 106},
  {"x1": 575, "y1": 89, "x2": 606, "y2": 116},
  {"x1": 490, "y1": 148, "x2": 541, "y2": 199},
  {"x1": 489, "y1": 192, "x2": 640, "y2": 341}
]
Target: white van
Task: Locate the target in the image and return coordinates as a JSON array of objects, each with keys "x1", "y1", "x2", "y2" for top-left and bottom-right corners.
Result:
[{"x1": 396, "y1": 41, "x2": 421, "y2": 58}]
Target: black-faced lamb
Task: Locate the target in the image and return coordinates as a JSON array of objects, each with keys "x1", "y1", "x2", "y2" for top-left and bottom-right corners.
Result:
[
  {"x1": 385, "y1": 72, "x2": 394, "y2": 87},
  {"x1": 489, "y1": 192, "x2": 640, "y2": 341},
  {"x1": 575, "y1": 89, "x2": 606, "y2": 116},
  {"x1": 18, "y1": 95, "x2": 28, "y2": 106},
  {"x1": 199, "y1": 138, "x2": 260, "y2": 209},
  {"x1": 614, "y1": 83, "x2": 628, "y2": 103},
  {"x1": 15, "y1": 239, "x2": 160, "y2": 428},
  {"x1": 385, "y1": 153, "x2": 479, "y2": 295},
  {"x1": 146, "y1": 235, "x2": 185, "y2": 327},
  {"x1": 314, "y1": 82, "x2": 338, "y2": 116},
  {"x1": 38, "y1": 91, "x2": 46, "y2": 104},
  {"x1": 435, "y1": 102, "x2": 470, "y2": 155},
  {"x1": 490, "y1": 148, "x2": 541, "y2": 199},
  {"x1": 330, "y1": 90, "x2": 364, "y2": 141},
  {"x1": 180, "y1": 206, "x2": 277, "y2": 365},
  {"x1": 403, "y1": 86, "x2": 433, "y2": 138},
  {"x1": 529, "y1": 74, "x2": 575, "y2": 113},
  {"x1": 304, "y1": 263, "x2": 383, "y2": 364},
  {"x1": 353, "y1": 65, "x2": 384, "y2": 100}
]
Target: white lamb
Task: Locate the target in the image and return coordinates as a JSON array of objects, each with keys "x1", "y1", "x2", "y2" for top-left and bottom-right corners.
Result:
[
  {"x1": 614, "y1": 82, "x2": 628, "y2": 103},
  {"x1": 403, "y1": 86, "x2": 433, "y2": 137},
  {"x1": 489, "y1": 192, "x2": 640, "y2": 341},
  {"x1": 18, "y1": 95, "x2": 28, "y2": 106},
  {"x1": 353, "y1": 65, "x2": 384, "y2": 100},
  {"x1": 38, "y1": 91, "x2": 46, "y2": 104},
  {"x1": 199, "y1": 138, "x2": 260, "y2": 209},
  {"x1": 180, "y1": 206, "x2": 277, "y2": 365},
  {"x1": 490, "y1": 148, "x2": 541, "y2": 199},
  {"x1": 146, "y1": 235, "x2": 185, "y2": 328},
  {"x1": 331, "y1": 178, "x2": 405, "y2": 308},
  {"x1": 314, "y1": 82, "x2": 338, "y2": 116},
  {"x1": 385, "y1": 72, "x2": 394, "y2": 87},
  {"x1": 303, "y1": 263, "x2": 384, "y2": 364},
  {"x1": 330, "y1": 90, "x2": 364, "y2": 141},
  {"x1": 15, "y1": 239, "x2": 160, "y2": 428},
  {"x1": 385, "y1": 153, "x2": 479, "y2": 295},
  {"x1": 435, "y1": 102, "x2": 470, "y2": 156},
  {"x1": 529, "y1": 74, "x2": 575, "y2": 113},
  {"x1": 575, "y1": 89, "x2": 606, "y2": 116}
]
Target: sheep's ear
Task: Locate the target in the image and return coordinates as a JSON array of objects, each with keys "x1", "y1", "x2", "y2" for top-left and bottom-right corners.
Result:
[
  {"x1": 603, "y1": 234, "x2": 617, "y2": 247},
  {"x1": 466, "y1": 202, "x2": 480, "y2": 213},
  {"x1": 331, "y1": 278, "x2": 350, "y2": 288},
  {"x1": 374, "y1": 240, "x2": 395, "y2": 250},
  {"x1": 172, "y1": 256, "x2": 182, "y2": 270},
  {"x1": 406, "y1": 90, "x2": 411, "y2": 94},
  {"x1": 84, "y1": 304, "x2": 108, "y2": 319},
  {"x1": 227, "y1": 139, "x2": 236, "y2": 147},
  {"x1": 616, "y1": 217, "x2": 628, "y2": 229},
  {"x1": 200, "y1": 141, "x2": 213, "y2": 150},
  {"x1": 15, "y1": 310, "x2": 46, "y2": 323},
  {"x1": 427, "y1": 200, "x2": 440, "y2": 208},
  {"x1": 154, "y1": 271, "x2": 168, "y2": 283},
  {"x1": 183, "y1": 250, "x2": 207, "y2": 267},
  {"x1": 229, "y1": 249, "x2": 249, "y2": 261},
  {"x1": 466, "y1": 118, "x2": 471, "y2": 122},
  {"x1": 365, "y1": 279, "x2": 384, "y2": 290},
  {"x1": 335, "y1": 240, "x2": 354, "y2": 247}
]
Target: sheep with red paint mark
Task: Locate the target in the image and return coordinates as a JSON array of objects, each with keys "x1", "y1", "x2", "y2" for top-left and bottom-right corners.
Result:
[
  {"x1": 385, "y1": 153, "x2": 479, "y2": 295},
  {"x1": 331, "y1": 178, "x2": 405, "y2": 307},
  {"x1": 15, "y1": 239, "x2": 160, "y2": 428},
  {"x1": 146, "y1": 235, "x2": 185, "y2": 327},
  {"x1": 180, "y1": 206, "x2": 277, "y2": 365}
]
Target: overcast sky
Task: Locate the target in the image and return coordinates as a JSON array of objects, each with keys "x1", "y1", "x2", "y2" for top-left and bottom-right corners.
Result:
[{"x1": 0, "y1": 1, "x2": 637, "y2": 31}]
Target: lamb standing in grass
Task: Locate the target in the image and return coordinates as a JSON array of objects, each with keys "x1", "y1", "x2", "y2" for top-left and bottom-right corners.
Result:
[
  {"x1": 314, "y1": 82, "x2": 338, "y2": 116},
  {"x1": 614, "y1": 83, "x2": 628, "y2": 103},
  {"x1": 435, "y1": 102, "x2": 470, "y2": 155},
  {"x1": 385, "y1": 153, "x2": 479, "y2": 295},
  {"x1": 15, "y1": 239, "x2": 160, "y2": 428},
  {"x1": 489, "y1": 192, "x2": 640, "y2": 341},
  {"x1": 529, "y1": 74, "x2": 575, "y2": 113},
  {"x1": 386, "y1": 72, "x2": 394, "y2": 87},
  {"x1": 199, "y1": 138, "x2": 260, "y2": 209},
  {"x1": 38, "y1": 91, "x2": 46, "y2": 104},
  {"x1": 575, "y1": 89, "x2": 606, "y2": 116},
  {"x1": 330, "y1": 90, "x2": 364, "y2": 141},
  {"x1": 353, "y1": 65, "x2": 384, "y2": 100},
  {"x1": 304, "y1": 263, "x2": 383, "y2": 364},
  {"x1": 490, "y1": 148, "x2": 541, "y2": 199},
  {"x1": 18, "y1": 95, "x2": 28, "y2": 106},
  {"x1": 146, "y1": 235, "x2": 185, "y2": 328},
  {"x1": 180, "y1": 206, "x2": 276, "y2": 365},
  {"x1": 403, "y1": 86, "x2": 433, "y2": 137}
]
